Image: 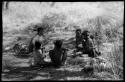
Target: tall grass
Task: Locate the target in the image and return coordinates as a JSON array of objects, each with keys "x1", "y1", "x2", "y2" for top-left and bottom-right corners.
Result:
[
  {"x1": 108, "y1": 43, "x2": 123, "y2": 79},
  {"x1": 94, "y1": 43, "x2": 123, "y2": 80},
  {"x1": 2, "y1": 2, "x2": 123, "y2": 80}
]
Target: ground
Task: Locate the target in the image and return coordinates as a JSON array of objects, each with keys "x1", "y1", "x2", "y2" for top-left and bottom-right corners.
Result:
[
  {"x1": 2, "y1": 2, "x2": 123, "y2": 81},
  {"x1": 2, "y1": 30, "x2": 116, "y2": 81}
]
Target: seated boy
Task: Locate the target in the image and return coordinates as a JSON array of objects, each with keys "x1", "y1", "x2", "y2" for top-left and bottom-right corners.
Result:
[
  {"x1": 49, "y1": 40, "x2": 67, "y2": 67},
  {"x1": 30, "y1": 41, "x2": 45, "y2": 67}
]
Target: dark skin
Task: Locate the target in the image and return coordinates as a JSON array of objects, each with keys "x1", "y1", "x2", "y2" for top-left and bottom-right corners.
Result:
[
  {"x1": 84, "y1": 32, "x2": 101, "y2": 57},
  {"x1": 29, "y1": 28, "x2": 51, "y2": 67},
  {"x1": 49, "y1": 40, "x2": 67, "y2": 67},
  {"x1": 82, "y1": 31, "x2": 96, "y2": 58},
  {"x1": 75, "y1": 29, "x2": 82, "y2": 51},
  {"x1": 28, "y1": 28, "x2": 45, "y2": 53}
]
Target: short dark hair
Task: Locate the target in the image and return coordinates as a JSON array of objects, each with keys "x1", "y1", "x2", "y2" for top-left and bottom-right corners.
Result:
[
  {"x1": 34, "y1": 41, "x2": 41, "y2": 50},
  {"x1": 54, "y1": 40, "x2": 63, "y2": 48},
  {"x1": 37, "y1": 27, "x2": 43, "y2": 33},
  {"x1": 82, "y1": 30, "x2": 89, "y2": 35},
  {"x1": 76, "y1": 29, "x2": 81, "y2": 32}
]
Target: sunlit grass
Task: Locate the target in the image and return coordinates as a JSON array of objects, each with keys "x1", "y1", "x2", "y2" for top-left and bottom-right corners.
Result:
[{"x1": 2, "y1": 2, "x2": 123, "y2": 80}]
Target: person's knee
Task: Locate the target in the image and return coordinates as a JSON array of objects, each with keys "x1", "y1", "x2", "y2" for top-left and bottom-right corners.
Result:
[{"x1": 88, "y1": 50, "x2": 94, "y2": 57}]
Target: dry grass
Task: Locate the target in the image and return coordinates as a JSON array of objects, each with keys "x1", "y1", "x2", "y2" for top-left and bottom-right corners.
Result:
[
  {"x1": 91, "y1": 42, "x2": 123, "y2": 80},
  {"x1": 2, "y1": 2, "x2": 123, "y2": 80},
  {"x1": 107, "y1": 43, "x2": 123, "y2": 79}
]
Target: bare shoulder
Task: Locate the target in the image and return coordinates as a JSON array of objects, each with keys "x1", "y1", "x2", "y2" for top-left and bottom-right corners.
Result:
[{"x1": 49, "y1": 49, "x2": 54, "y2": 53}]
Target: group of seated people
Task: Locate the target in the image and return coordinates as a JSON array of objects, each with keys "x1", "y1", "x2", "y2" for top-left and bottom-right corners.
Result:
[
  {"x1": 75, "y1": 29, "x2": 101, "y2": 58},
  {"x1": 30, "y1": 39, "x2": 67, "y2": 68},
  {"x1": 28, "y1": 27, "x2": 101, "y2": 68},
  {"x1": 28, "y1": 27, "x2": 67, "y2": 68}
]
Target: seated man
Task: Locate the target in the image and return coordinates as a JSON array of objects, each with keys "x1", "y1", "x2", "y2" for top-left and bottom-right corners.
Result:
[
  {"x1": 82, "y1": 30, "x2": 101, "y2": 58},
  {"x1": 28, "y1": 27, "x2": 45, "y2": 53},
  {"x1": 49, "y1": 40, "x2": 67, "y2": 67},
  {"x1": 28, "y1": 27, "x2": 46, "y2": 67}
]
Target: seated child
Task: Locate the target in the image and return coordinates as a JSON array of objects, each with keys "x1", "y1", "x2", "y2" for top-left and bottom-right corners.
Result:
[
  {"x1": 30, "y1": 41, "x2": 45, "y2": 67},
  {"x1": 49, "y1": 40, "x2": 67, "y2": 67}
]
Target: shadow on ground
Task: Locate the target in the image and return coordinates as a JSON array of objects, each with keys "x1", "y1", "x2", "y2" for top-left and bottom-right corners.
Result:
[
  {"x1": 2, "y1": 36, "x2": 87, "y2": 81},
  {"x1": 14, "y1": 54, "x2": 31, "y2": 59},
  {"x1": 2, "y1": 65, "x2": 84, "y2": 81}
]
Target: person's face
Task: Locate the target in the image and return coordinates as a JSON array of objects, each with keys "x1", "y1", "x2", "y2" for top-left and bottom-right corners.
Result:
[
  {"x1": 38, "y1": 30, "x2": 43, "y2": 36},
  {"x1": 86, "y1": 33, "x2": 90, "y2": 39},
  {"x1": 84, "y1": 33, "x2": 90, "y2": 39},
  {"x1": 76, "y1": 30, "x2": 81, "y2": 35},
  {"x1": 86, "y1": 32, "x2": 89, "y2": 36}
]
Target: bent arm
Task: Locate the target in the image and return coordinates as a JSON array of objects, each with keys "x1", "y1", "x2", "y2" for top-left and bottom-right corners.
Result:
[
  {"x1": 28, "y1": 38, "x2": 34, "y2": 53},
  {"x1": 62, "y1": 49, "x2": 67, "y2": 64},
  {"x1": 49, "y1": 50, "x2": 54, "y2": 62}
]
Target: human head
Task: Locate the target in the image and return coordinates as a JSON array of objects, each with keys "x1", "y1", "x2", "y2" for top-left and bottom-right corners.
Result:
[
  {"x1": 54, "y1": 40, "x2": 63, "y2": 49},
  {"x1": 82, "y1": 30, "x2": 90, "y2": 39},
  {"x1": 37, "y1": 27, "x2": 44, "y2": 36},
  {"x1": 76, "y1": 29, "x2": 81, "y2": 34}
]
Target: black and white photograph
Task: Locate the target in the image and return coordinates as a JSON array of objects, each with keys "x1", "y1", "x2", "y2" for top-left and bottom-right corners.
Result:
[{"x1": 2, "y1": 2, "x2": 124, "y2": 81}]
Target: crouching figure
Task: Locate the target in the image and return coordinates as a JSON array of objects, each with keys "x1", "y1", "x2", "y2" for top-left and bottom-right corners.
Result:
[{"x1": 49, "y1": 40, "x2": 67, "y2": 67}]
